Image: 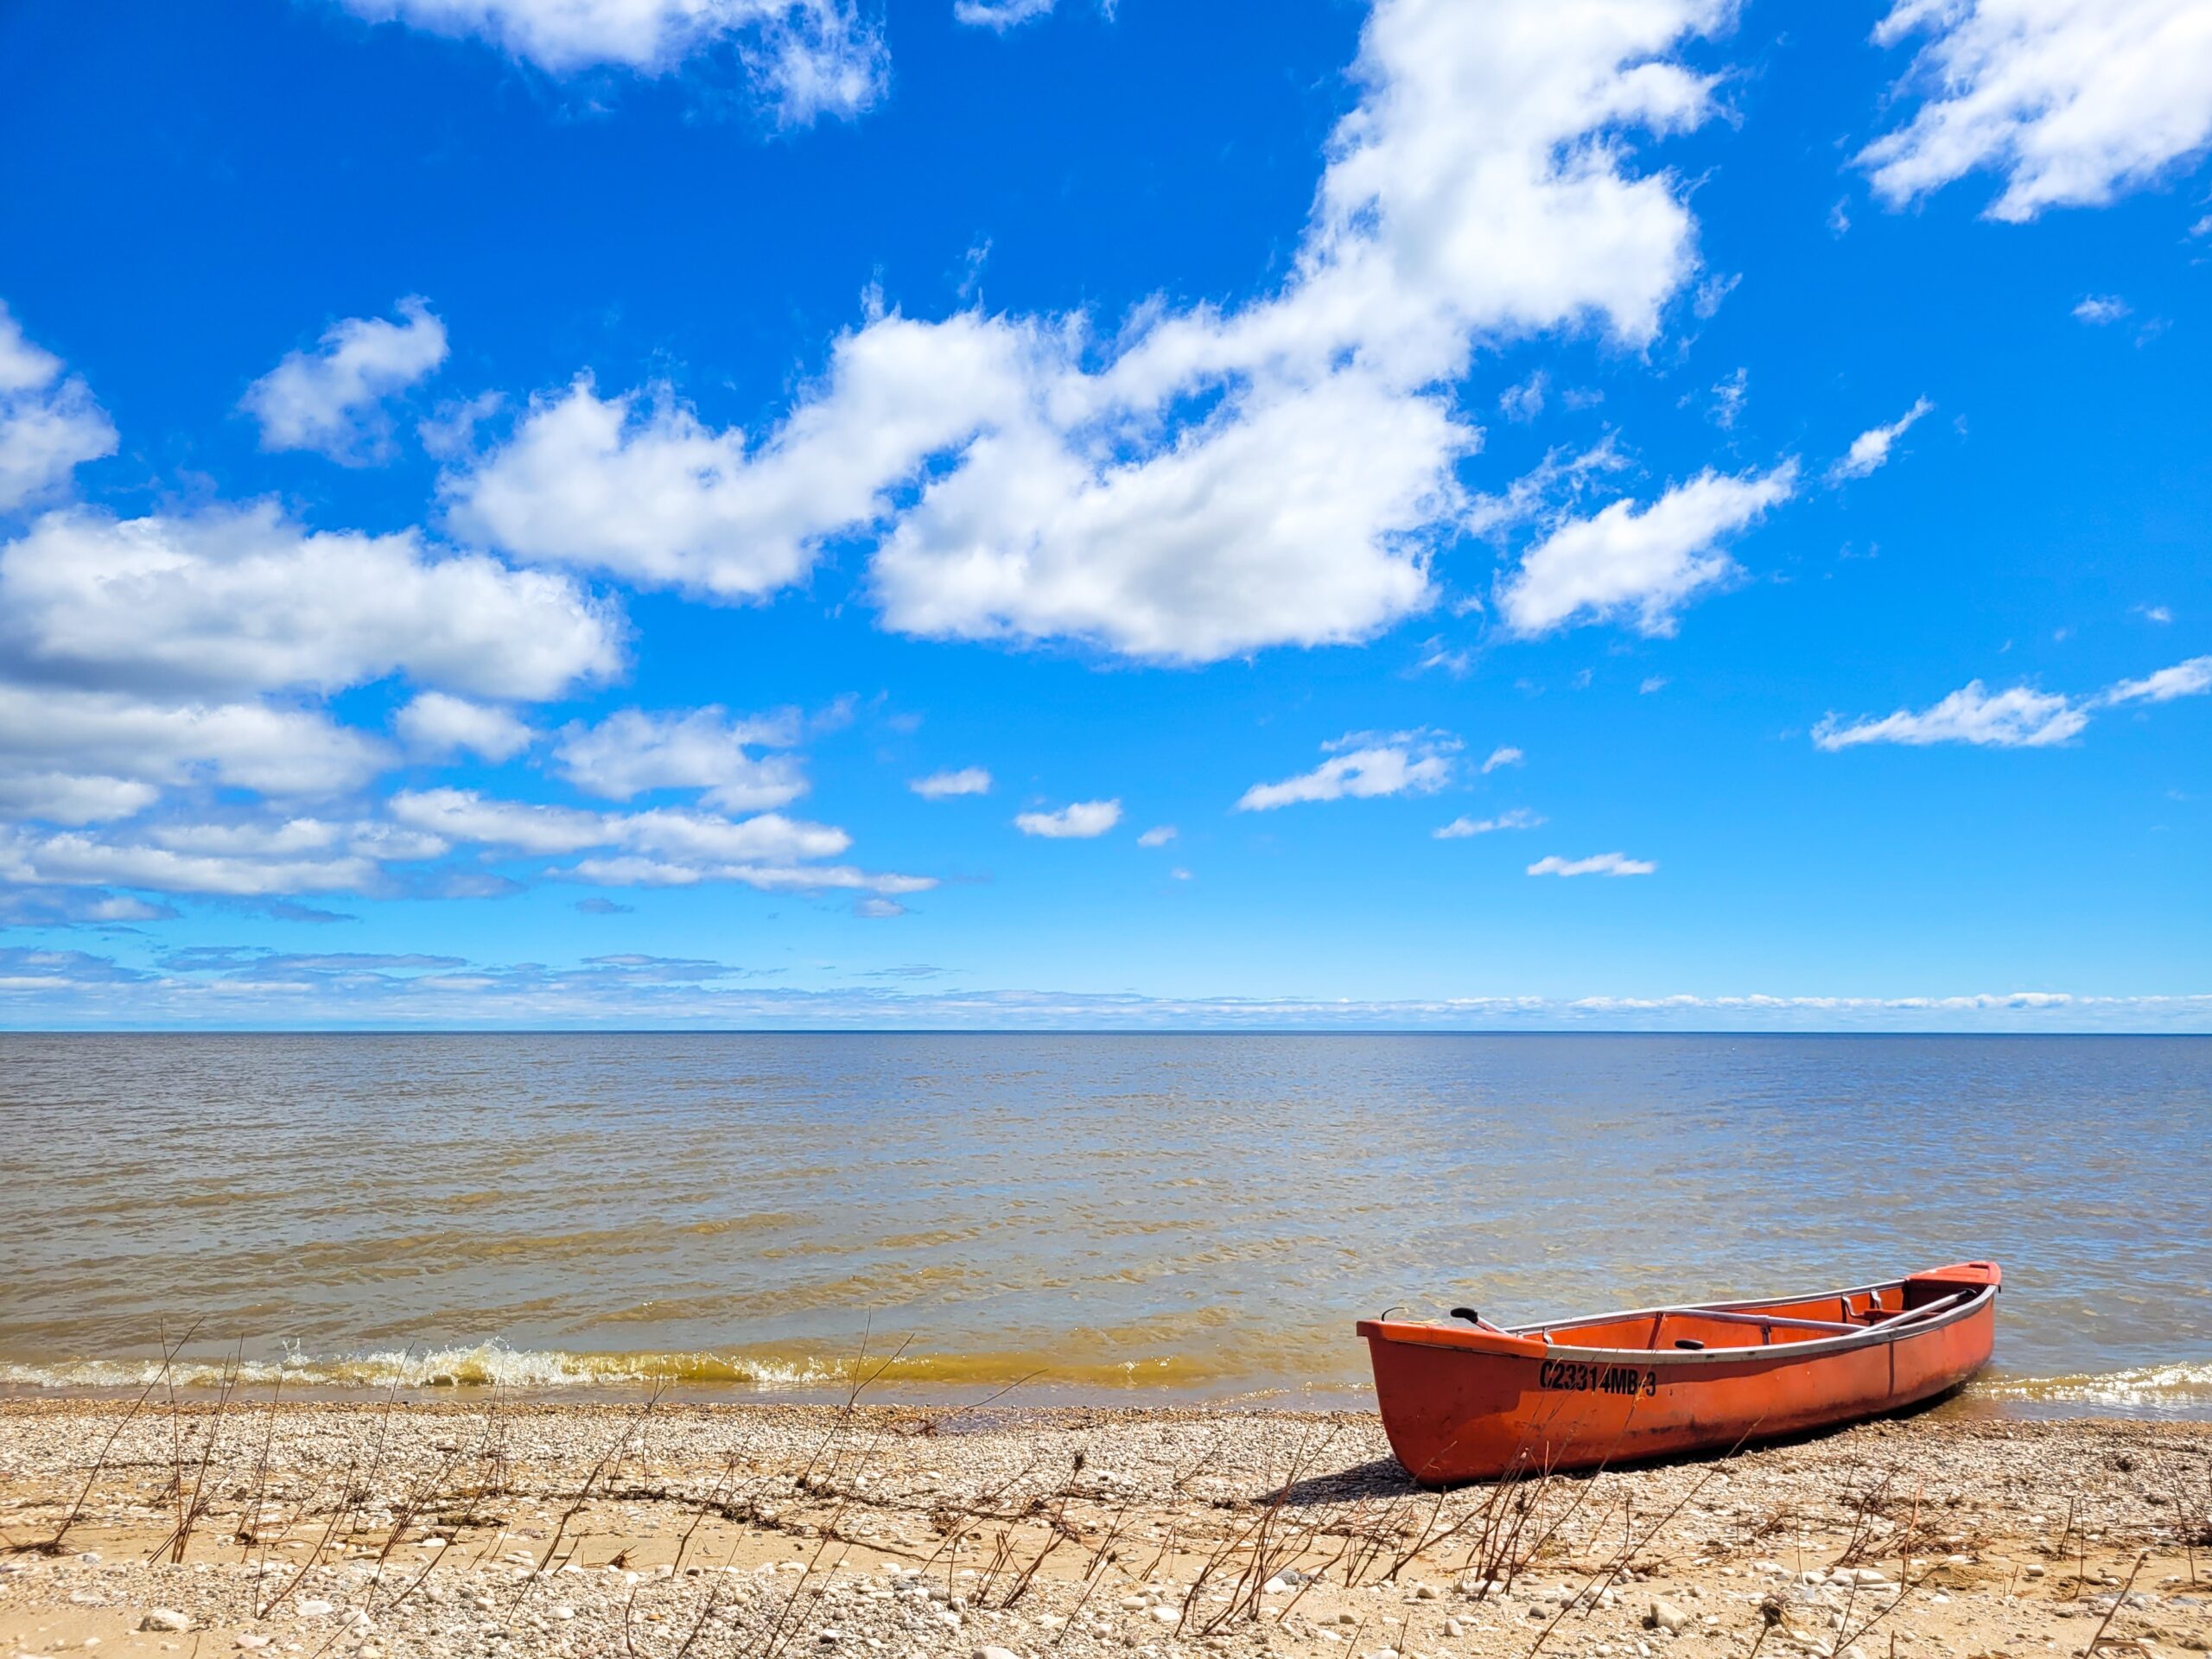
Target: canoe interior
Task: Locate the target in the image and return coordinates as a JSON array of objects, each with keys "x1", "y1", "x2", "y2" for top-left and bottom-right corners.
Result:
[{"x1": 1531, "y1": 1274, "x2": 1974, "y2": 1356}]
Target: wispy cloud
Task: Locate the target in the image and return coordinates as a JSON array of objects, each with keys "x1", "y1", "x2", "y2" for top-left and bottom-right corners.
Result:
[
  {"x1": 1499, "y1": 464, "x2": 1799, "y2": 638},
  {"x1": 1817, "y1": 655, "x2": 2212, "y2": 750},
  {"x1": 1237, "y1": 731, "x2": 1457, "y2": 811},
  {"x1": 1528, "y1": 851, "x2": 1655, "y2": 877},
  {"x1": 1014, "y1": 799, "x2": 1121, "y2": 838},
  {"x1": 1481, "y1": 745, "x2": 1523, "y2": 774},
  {"x1": 1829, "y1": 397, "x2": 1933, "y2": 482},
  {"x1": 1136, "y1": 825, "x2": 1176, "y2": 848},
  {"x1": 2101, "y1": 655, "x2": 2212, "y2": 706},
  {"x1": 911, "y1": 766, "x2": 992, "y2": 799},
  {"x1": 2072, "y1": 295, "x2": 2132, "y2": 325},
  {"x1": 1433, "y1": 808, "x2": 1543, "y2": 839}
]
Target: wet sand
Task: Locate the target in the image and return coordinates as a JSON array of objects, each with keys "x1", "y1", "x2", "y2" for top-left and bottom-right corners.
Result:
[{"x1": 2, "y1": 1400, "x2": 2209, "y2": 1659}]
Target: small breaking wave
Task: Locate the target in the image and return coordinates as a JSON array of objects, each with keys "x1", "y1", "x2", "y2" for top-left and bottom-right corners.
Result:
[
  {"x1": 0, "y1": 1341, "x2": 1221, "y2": 1397},
  {"x1": 1970, "y1": 1361, "x2": 2212, "y2": 1415}
]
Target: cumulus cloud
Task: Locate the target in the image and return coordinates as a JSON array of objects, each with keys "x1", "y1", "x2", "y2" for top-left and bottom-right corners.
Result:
[
  {"x1": 911, "y1": 766, "x2": 992, "y2": 798},
  {"x1": 1498, "y1": 463, "x2": 1799, "y2": 637},
  {"x1": 1528, "y1": 850, "x2": 1655, "y2": 876},
  {"x1": 444, "y1": 316, "x2": 1039, "y2": 600},
  {"x1": 0, "y1": 505, "x2": 620, "y2": 702},
  {"x1": 1829, "y1": 397, "x2": 1933, "y2": 482},
  {"x1": 394, "y1": 692, "x2": 534, "y2": 762},
  {"x1": 554, "y1": 707, "x2": 805, "y2": 812},
  {"x1": 1014, "y1": 799, "x2": 1122, "y2": 837},
  {"x1": 0, "y1": 303, "x2": 118, "y2": 512},
  {"x1": 1860, "y1": 0, "x2": 2212, "y2": 221},
  {"x1": 1237, "y1": 731, "x2": 1457, "y2": 811},
  {"x1": 240, "y1": 298, "x2": 448, "y2": 463},
  {"x1": 1815, "y1": 681, "x2": 2088, "y2": 749},
  {"x1": 334, "y1": 0, "x2": 888, "y2": 122},
  {"x1": 453, "y1": 0, "x2": 1735, "y2": 662},
  {"x1": 1433, "y1": 808, "x2": 1542, "y2": 837}
]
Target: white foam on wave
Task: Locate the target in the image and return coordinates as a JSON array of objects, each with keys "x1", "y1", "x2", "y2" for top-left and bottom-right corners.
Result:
[
  {"x1": 1974, "y1": 1361, "x2": 2212, "y2": 1408},
  {"x1": 0, "y1": 1341, "x2": 849, "y2": 1393}
]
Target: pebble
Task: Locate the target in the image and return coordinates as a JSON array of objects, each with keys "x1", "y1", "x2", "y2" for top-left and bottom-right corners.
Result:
[
  {"x1": 1646, "y1": 1599, "x2": 1692, "y2": 1634},
  {"x1": 137, "y1": 1611, "x2": 191, "y2": 1634},
  {"x1": 973, "y1": 1648, "x2": 1021, "y2": 1659}
]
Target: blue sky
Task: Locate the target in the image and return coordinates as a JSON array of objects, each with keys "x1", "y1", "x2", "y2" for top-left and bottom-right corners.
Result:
[{"x1": 0, "y1": 0, "x2": 2208, "y2": 1029}]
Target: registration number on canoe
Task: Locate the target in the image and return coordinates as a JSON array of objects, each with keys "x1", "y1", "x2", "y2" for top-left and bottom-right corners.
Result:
[{"x1": 1539, "y1": 1358, "x2": 1657, "y2": 1396}]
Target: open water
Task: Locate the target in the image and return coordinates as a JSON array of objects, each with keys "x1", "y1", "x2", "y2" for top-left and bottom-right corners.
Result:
[{"x1": 1, "y1": 1033, "x2": 2205, "y2": 1414}]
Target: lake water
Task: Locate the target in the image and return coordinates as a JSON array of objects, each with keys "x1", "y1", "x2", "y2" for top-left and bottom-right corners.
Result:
[{"x1": 2, "y1": 1033, "x2": 2206, "y2": 1415}]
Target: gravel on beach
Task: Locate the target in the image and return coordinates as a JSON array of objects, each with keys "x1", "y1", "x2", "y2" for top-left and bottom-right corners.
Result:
[{"x1": 2, "y1": 1400, "x2": 2208, "y2": 1659}]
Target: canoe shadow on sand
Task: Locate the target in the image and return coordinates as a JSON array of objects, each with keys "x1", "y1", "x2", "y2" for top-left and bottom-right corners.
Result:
[{"x1": 1258, "y1": 1384, "x2": 1968, "y2": 1504}]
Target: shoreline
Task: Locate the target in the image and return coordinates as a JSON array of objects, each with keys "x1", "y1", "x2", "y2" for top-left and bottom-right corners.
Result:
[{"x1": 3, "y1": 1400, "x2": 2208, "y2": 1659}]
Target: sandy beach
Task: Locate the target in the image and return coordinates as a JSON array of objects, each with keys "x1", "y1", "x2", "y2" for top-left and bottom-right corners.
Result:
[{"x1": 3, "y1": 1400, "x2": 2207, "y2": 1659}]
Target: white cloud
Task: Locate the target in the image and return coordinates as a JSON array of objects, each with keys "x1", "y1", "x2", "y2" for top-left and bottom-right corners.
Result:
[
  {"x1": 2101, "y1": 654, "x2": 2212, "y2": 706},
  {"x1": 1136, "y1": 824, "x2": 1176, "y2": 848},
  {"x1": 869, "y1": 366, "x2": 1463, "y2": 661},
  {"x1": 395, "y1": 692, "x2": 534, "y2": 762},
  {"x1": 953, "y1": 0, "x2": 1054, "y2": 28},
  {"x1": 1815, "y1": 657, "x2": 2212, "y2": 753},
  {"x1": 1237, "y1": 730, "x2": 1457, "y2": 811},
  {"x1": 911, "y1": 766, "x2": 993, "y2": 798},
  {"x1": 336, "y1": 0, "x2": 887, "y2": 122},
  {"x1": 0, "y1": 303, "x2": 118, "y2": 512},
  {"x1": 2135, "y1": 603, "x2": 2171, "y2": 624},
  {"x1": 1434, "y1": 807, "x2": 1543, "y2": 838},
  {"x1": 445, "y1": 316, "x2": 1039, "y2": 601},
  {"x1": 0, "y1": 772, "x2": 161, "y2": 827},
  {"x1": 0, "y1": 684, "x2": 391, "y2": 798},
  {"x1": 0, "y1": 828, "x2": 381, "y2": 898},
  {"x1": 1814, "y1": 680, "x2": 2088, "y2": 749},
  {"x1": 240, "y1": 298, "x2": 447, "y2": 463},
  {"x1": 554, "y1": 707, "x2": 804, "y2": 812},
  {"x1": 390, "y1": 787, "x2": 605, "y2": 854},
  {"x1": 1829, "y1": 397, "x2": 1933, "y2": 482},
  {"x1": 1498, "y1": 462, "x2": 1799, "y2": 637},
  {"x1": 1640, "y1": 674, "x2": 1668, "y2": 693},
  {"x1": 854, "y1": 895, "x2": 907, "y2": 917},
  {"x1": 1860, "y1": 0, "x2": 2212, "y2": 221},
  {"x1": 1481, "y1": 744, "x2": 1523, "y2": 773},
  {"x1": 1499, "y1": 372, "x2": 1548, "y2": 422},
  {"x1": 1706, "y1": 365, "x2": 1747, "y2": 429},
  {"x1": 2073, "y1": 294, "x2": 2132, "y2": 324},
  {"x1": 0, "y1": 505, "x2": 620, "y2": 702},
  {"x1": 1528, "y1": 850, "x2": 1655, "y2": 876},
  {"x1": 388, "y1": 786, "x2": 931, "y2": 894},
  {"x1": 1014, "y1": 799, "x2": 1122, "y2": 837},
  {"x1": 455, "y1": 0, "x2": 1734, "y2": 663}
]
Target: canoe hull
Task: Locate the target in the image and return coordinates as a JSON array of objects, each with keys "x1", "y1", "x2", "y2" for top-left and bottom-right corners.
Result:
[{"x1": 1358, "y1": 1264, "x2": 1999, "y2": 1485}]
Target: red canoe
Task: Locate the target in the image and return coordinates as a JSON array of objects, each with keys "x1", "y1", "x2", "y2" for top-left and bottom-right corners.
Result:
[{"x1": 1357, "y1": 1261, "x2": 2000, "y2": 1484}]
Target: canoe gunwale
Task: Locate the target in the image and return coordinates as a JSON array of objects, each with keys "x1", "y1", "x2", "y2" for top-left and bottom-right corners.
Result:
[{"x1": 1361, "y1": 1278, "x2": 1998, "y2": 1370}]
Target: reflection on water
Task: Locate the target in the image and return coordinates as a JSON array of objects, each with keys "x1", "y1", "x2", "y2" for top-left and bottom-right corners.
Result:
[{"x1": 2, "y1": 1033, "x2": 2206, "y2": 1414}]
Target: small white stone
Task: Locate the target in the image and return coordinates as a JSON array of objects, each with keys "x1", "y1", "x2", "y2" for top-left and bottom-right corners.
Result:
[
  {"x1": 1444, "y1": 1618, "x2": 1467, "y2": 1639},
  {"x1": 1152, "y1": 1606, "x2": 1179, "y2": 1624},
  {"x1": 139, "y1": 1612, "x2": 192, "y2": 1635},
  {"x1": 973, "y1": 1648, "x2": 1021, "y2": 1659},
  {"x1": 295, "y1": 1599, "x2": 335, "y2": 1618}
]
